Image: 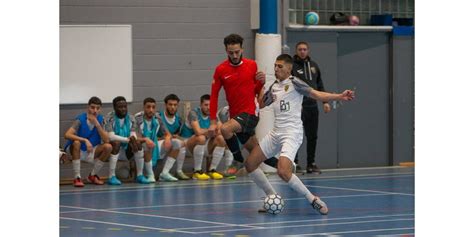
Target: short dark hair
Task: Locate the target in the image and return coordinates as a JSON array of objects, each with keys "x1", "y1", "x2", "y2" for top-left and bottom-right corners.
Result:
[
  {"x1": 295, "y1": 41, "x2": 309, "y2": 49},
  {"x1": 200, "y1": 94, "x2": 210, "y2": 104},
  {"x1": 143, "y1": 97, "x2": 156, "y2": 105},
  {"x1": 276, "y1": 54, "x2": 293, "y2": 65},
  {"x1": 224, "y1": 34, "x2": 243, "y2": 47},
  {"x1": 112, "y1": 96, "x2": 127, "y2": 107},
  {"x1": 88, "y1": 96, "x2": 102, "y2": 106},
  {"x1": 164, "y1": 94, "x2": 180, "y2": 103}
]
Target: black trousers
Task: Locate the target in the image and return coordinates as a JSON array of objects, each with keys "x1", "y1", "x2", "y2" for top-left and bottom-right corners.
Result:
[{"x1": 295, "y1": 106, "x2": 319, "y2": 166}]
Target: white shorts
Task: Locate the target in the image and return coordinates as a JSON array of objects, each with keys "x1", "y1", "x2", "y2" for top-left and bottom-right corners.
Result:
[
  {"x1": 66, "y1": 145, "x2": 98, "y2": 164},
  {"x1": 259, "y1": 129, "x2": 303, "y2": 162}
]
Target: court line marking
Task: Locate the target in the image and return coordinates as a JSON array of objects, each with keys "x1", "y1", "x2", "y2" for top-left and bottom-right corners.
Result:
[
  {"x1": 193, "y1": 218, "x2": 414, "y2": 234},
  {"x1": 59, "y1": 173, "x2": 413, "y2": 195},
  {"x1": 375, "y1": 233, "x2": 414, "y2": 237},
  {"x1": 60, "y1": 205, "x2": 263, "y2": 230},
  {"x1": 302, "y1": 184, "x2": 415, "y2": 196},
  {"x1": 60, "y1": 216, "x2": 195, "y2": 234},
  {"x1": 60, "y1": 193, "x2": 394, "y2": 214},
  {"x1": 61, "y1": 172, "x2": 414, "y2": 193},
  {"x1": 283, "y1": 227, "x2": 414, "y2": 236},
  {"x1": 175, "y1": 213, "x2": 414, "y2": 230}
]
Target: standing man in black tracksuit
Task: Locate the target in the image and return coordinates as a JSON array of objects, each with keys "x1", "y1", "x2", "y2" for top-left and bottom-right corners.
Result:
[{"x1": 291, "y1": 41, "x2": 331, "y2": 174}]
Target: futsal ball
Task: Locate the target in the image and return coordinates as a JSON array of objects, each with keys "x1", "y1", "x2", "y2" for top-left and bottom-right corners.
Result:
[
  {"x1": 263, "y1": 194, "x2": 285, "y2": 214},
  {"x1": 305, "y1": 12, "x2": 319, "y2": 25}
]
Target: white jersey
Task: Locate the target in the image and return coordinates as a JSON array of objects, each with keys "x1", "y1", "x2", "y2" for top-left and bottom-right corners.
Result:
[{"x1": 267, "y1": 76, "x2": 312, "y2": 131}]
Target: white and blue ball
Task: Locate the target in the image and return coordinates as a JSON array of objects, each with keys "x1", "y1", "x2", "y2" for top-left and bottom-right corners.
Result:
[
  {"x1": 264, "y1": 194, "x2": 285, "y2": 214},
  {"x1": 305, "y1": 11, "x2": 320, "y2": 25}
]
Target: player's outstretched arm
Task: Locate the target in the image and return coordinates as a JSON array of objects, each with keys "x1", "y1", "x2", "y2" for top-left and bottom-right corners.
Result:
[{"x1": 309, "y1": 89, "x2": 355, "y2": 102}]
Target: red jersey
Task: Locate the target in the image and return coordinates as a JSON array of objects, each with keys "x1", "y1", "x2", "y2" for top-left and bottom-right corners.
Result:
[{"x1": 210, "y1": 58, "x2": 263, "y2": 120}]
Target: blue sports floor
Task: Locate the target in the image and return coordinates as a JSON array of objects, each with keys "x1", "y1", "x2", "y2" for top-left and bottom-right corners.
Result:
[{"x1": 60, "y1": 167, "x2": 414, "y2": 236}]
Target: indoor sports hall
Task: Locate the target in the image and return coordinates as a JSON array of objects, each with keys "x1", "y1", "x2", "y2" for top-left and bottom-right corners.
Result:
[{"x1": 58, "y1": 0, "x2": 415, "y2": 236}]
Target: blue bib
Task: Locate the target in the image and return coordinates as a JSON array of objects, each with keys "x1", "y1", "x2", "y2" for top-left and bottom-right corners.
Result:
[
  {"x1": 180, "y1": 108, "x2": 210, "y2": 138},
  {"x1": 114, "y1": 114, "x2": 131, "y2": 149},
  {"x1": 64, "y1": 113, "x2": 103, "y2": 152},
  {"x1": 142, "y1": 116, "x2": 161, "y2": 166},
  {"x1": 159, "y1": 110, "x2": 181, "y2": 136}
]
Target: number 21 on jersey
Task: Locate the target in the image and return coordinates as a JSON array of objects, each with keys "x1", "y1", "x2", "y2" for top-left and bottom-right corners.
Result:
[{"x1": 280, "y1": 100, "x2": 290, "y2": 112}]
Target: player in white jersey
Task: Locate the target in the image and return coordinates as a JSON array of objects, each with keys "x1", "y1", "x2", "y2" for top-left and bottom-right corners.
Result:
[
  {"x1": 245, "y1": 54, "x2": 354, "y2": 215},
  {"x1": 104, "y1": 96, "x2": 141, "y2": 185},
  {"x1": 134, "y1": 97, "x2": 173, "y2": 183}
]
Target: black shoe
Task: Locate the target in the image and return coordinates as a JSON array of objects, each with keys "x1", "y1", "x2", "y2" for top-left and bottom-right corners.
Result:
[
  {"x1": 313, "y1": 164, "x2": 322, "y2": 174},
  {"x1": 295, "y1": 165, "x2": 302, "y2": 172},
  {"x1": 307, "y1": 164, "x2": 322, "y2": 174}
]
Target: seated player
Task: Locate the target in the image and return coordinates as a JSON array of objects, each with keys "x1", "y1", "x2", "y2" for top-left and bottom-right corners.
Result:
[
  {"x1": 134, "y1": 97, "x2": 173, "y2": 183},
  {"x1": 104, "y1": 96, "x2": 141, "y2": 185},
  {"x1": 157, "y1": 94, "x2": 188, "y2": 181},
  {"x1": 181, "y1": 94, "x2": 225, "y2": 180},
  {"x1": 64, "y1": 96, "x2": 113, "y2": 187},
  {"x1": 245, "y1": 54, "x2": 354, "y2": 214}
]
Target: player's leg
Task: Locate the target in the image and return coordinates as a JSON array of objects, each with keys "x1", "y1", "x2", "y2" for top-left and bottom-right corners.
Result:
[
  {"x1": 243, "y1": 136, "x2": 279, "y2": 169},
  {"x1": 107, "y1": 141, "x2": 122, "y2": 185},
  {"x1": 222, "y1": 147, "x2": 235, "y2": 178},
  {"x1": 173, "y1": 138, "x2": 188, "y2": 180},
  {"x1": 278, "y1": 138, "x2": 328, "y2": 215},
  {"x1": 186, "y1": 135, "x2": 209, "y2": 180},
  {"x1": 87, "y1": 143, "x2": 112, "y2": 185},
  {"x1": 302, "y1": 107, "x2": 321, "y2": 174},
  {"x1": 159, "y1": 138, "x2": 181, "y2": 182},
  {"x1": 220, "y1": 118, "x2": 245, "y2": 163},
  {"x1": 69, "y1": 140, "x2": 84, "y2": 187},
  {"x1": 132, "y1": 140, "x2": 149, "y2": 184},
  {"x1": 245, "y1": 133, "x2": 278, "y2": 197},
  {"x1": 143, "y1": 145, "x2": 155, "y2": 182},
  {"x1": 208, "y1": 135, "x2": 225, "y2": 179}
]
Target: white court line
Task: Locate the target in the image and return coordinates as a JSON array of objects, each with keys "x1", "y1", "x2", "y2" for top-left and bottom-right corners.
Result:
[
  {"x1": 59, "y1": 173, "x2": 413, "y2": 196},
  {"x1": 60, "y1": 205, "x2": 262, "y2": 230},
  {"x1": 375, "y1": 233, "x2": 414, "y2": 237},
  {"x1": 59, "y1": 172, "x2": 413, "y2": 194},
  {"x1": 109, "y1": 193, "x2": 390, "y2": 210},
  {"x1": 283, "y1": 227, "x2": 414, "y2": 236},
  {"x1": 320, "y1": 166, "x2": 409, "y2": 172},
  {"x1": 60, "y1": 216, "x2": 195, "y2": 234},
  {"x1": 193, "y1": 218, "x2": 414, "y2": 234},
  {"x1": 60, "y1": 192, "x2": 393, "y2": 214},
  {"x1": 175, "y1": 213, "x2": 414, "y2": 231},
  {"x1": 302, "y1": 184, "x2": 415, "y2": 196}
]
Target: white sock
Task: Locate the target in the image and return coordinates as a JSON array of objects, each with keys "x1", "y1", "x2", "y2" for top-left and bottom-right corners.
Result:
[
  {"x1": 91, "y1": 159, "x2": 105, "y2": 176},
  {"x1": 288, "y1": 174, "x2": 314, "y2": 203},
  {"x1": 73, "y1": 159, "x2": 81, "y2": 178},
  {"x1": 134, "y1": 151, "x2": 144, "y2": 176},
  {"x1": 176, "y1": 147, "x2": 186, "y2": 173},
  {"x1": 109, "y1": 154, "x2": 119, "y2": 178},
  {"x1": 248, "y1": 168, "x2": 276, "y2": 196},
  {"x1": 145, "y1": 161, "x2": 154, "y2": 177},
  {"x1": 210, "y1": 146, "x2": 225, "y2": 171},
  {"x1": 193, "y1": 145, "x2": 206, "y2": 171},
  {"x1": 162, "y1": 156, "x2": 176, "y2": 174},
  {"x1": 224, "y1": 149, "x2": 233, "y2": 168}
]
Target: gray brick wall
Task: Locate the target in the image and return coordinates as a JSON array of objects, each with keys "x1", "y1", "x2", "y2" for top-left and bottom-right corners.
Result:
[{"x1": 60, "y1": 0, "x2": 255, "y2": 147}]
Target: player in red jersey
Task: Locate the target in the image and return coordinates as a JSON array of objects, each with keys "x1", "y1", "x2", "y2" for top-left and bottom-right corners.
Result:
[{"x1": 208, "y1": 33, "x2": 266, "y2": 173}]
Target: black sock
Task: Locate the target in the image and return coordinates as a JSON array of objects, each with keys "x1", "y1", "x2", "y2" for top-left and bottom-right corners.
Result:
[
  {"x1": 225, "y1": 135, "x2": 244, "y2": 163},
  {"x1": 264, "y1": 157, "x2": 278, "y2": 168}
]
